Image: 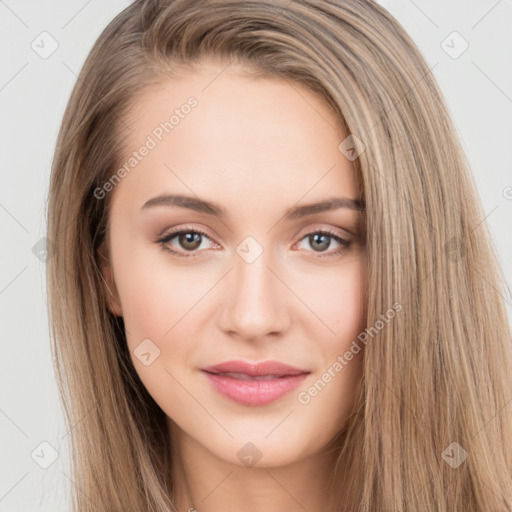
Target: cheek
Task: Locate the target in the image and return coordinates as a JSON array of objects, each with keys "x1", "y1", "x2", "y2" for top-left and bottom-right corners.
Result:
[
  {"x1": 116, "y1": 265, "x2": 197, "y2": 411},
  {"x1": 294, "y1": 259, "x2": 366, "y2": 421},
  {"x1": 113, "y1": 244, "x2": 210, "y2": 341},
  {"x1": 112, "y1": 247, "x2": 213, "y2": 394},
  {"x1": 297, "y1": 256, "x2": 366, "y2": 338}
]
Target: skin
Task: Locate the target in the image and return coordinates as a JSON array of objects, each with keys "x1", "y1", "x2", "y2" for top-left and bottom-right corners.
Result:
[{"x1": 100, "y1": 60, "x2": 367, "y2": 512}]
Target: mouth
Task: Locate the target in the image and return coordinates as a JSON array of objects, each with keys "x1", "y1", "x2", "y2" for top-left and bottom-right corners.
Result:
[{"x1": 201, "y1": 360, "x2": 311, "y2": 406}]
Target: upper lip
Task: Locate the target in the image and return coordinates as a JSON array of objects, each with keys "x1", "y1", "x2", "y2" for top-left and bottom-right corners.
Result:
[{"x1": 202, "y1": 360, "x2": 310, "y2": 377}]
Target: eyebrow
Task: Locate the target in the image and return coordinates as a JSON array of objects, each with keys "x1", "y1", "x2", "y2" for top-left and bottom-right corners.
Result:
[{"x1": 140, "y1": 194, "x2": 366, "y2": 220}]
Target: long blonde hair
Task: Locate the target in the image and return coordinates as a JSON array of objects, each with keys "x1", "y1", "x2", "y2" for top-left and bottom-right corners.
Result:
[{"x1": 46, "y1": 0, "x2": 512, "y2": 510}]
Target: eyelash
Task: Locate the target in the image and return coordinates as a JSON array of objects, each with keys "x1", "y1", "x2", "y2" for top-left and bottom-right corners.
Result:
[{"x1": 155, "y1": 225, "x2": 351, "y2": 260}]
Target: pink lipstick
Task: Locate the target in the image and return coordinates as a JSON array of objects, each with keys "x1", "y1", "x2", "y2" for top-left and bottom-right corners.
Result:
[{"x1": 201, "y1": 360, "x2": 310, "y2": 406}]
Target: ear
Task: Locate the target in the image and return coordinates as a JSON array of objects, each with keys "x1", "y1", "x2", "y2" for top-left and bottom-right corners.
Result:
[{"x1": 98, "y1": 241, "x2": 123, "y2": 317}]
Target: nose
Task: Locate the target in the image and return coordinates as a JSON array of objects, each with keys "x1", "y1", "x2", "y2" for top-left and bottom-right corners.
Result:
[{"x1": 217, "y1": 248, "x2": 291, "y2": 341}]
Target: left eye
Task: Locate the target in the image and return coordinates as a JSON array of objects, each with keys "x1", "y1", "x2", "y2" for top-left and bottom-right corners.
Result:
[
  {"x1": 295, "y1": 231, "x2": 350, "y2": 256},
  {"x1": 156, "y1": 228, "x2": 351, "y2": 259}
]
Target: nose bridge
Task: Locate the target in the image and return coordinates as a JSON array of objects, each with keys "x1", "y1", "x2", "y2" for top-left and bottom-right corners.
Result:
[
  {"x1": 236, "y1": 249, "x2": 273, "y2": 300},
  {"x1": 218, "y1": 240, "x2": 289, "y2": 338}
]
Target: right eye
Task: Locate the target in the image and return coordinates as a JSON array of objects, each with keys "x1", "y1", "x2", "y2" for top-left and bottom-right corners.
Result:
[{"x1": 155, "y1": 226, "x2": 219, "y2": 259}]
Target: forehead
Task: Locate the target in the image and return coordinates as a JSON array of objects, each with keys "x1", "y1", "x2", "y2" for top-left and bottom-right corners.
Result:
[{"x1": 111, "y1": 62, "x2": 358, "y2": 216}]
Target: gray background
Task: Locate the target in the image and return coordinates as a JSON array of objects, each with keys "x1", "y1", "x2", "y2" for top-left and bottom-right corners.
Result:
[{"x1": 1, "y1": 0, "x2": 511, "y2": 510}]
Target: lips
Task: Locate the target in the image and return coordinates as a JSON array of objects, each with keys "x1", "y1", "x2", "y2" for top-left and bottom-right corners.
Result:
[{"x1": 201, "y1": 360, "x2": 310, "y2": 406}]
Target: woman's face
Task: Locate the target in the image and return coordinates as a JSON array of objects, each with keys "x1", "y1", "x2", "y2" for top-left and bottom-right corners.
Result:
[{"x1": 101, "y1": 61, "x2": 366, "y2": 468}]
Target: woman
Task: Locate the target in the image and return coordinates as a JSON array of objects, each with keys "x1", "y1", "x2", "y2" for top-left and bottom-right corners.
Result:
[{"x1": 46, "y1": 0, "x2": 512, "y2": 510}]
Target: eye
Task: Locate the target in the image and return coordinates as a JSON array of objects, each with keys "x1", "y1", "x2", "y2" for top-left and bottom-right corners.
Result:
[
  {"x1": 155, "y1": 226, "x2": 218, "y2": 259},
  {"x1": 295, "y1": 229, "x2": 351, "y2": 258}
]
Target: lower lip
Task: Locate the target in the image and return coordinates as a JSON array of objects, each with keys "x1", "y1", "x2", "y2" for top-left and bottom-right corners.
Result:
[{"x1": 202, "y1": 371, "x2": 309, "y2": 406}]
